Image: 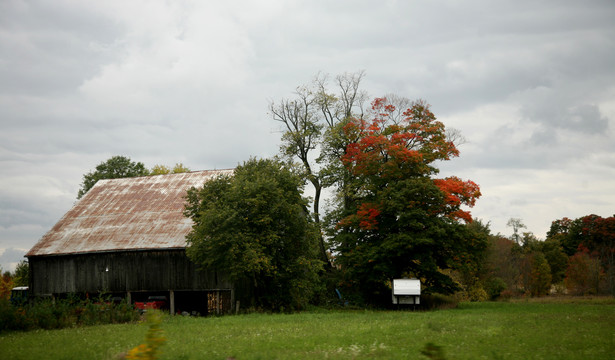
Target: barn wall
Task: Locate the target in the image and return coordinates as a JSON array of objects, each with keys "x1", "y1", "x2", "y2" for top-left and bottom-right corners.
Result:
[{"x1": 28, "y1": 250, "x2": 232, "y2": 295}]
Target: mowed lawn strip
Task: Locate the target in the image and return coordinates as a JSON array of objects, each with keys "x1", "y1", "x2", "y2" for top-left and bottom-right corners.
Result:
[{"x1": 1, "y1": 299, "x2": 614, "y2": 359}]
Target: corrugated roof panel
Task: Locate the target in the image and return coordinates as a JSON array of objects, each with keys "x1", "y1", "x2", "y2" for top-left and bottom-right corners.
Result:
[{"x1": 26, "y1": 169, "x2": 233, "y2": 257}]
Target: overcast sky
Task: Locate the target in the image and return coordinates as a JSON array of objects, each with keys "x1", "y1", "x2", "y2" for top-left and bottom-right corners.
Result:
[{"x1": 1, "y1": 0, "x2": 614, "y2": 272}]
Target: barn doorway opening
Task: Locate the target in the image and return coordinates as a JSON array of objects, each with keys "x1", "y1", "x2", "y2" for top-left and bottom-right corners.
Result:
[{"x1": 173, "y1": 290, "x2": 232, "y2": 316}]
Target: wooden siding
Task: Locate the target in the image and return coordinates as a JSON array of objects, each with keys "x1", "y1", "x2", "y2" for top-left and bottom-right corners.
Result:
[{"x1": 29, "y1": 250, "x2": 232, "y2": 295}]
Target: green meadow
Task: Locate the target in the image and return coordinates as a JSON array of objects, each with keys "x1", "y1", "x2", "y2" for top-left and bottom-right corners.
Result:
[{"x1": 1, "y1": 298, "x2": 614, "y2": 360}]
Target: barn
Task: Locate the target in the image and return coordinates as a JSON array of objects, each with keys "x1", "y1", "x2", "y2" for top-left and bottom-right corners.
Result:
[{"x1": 26, "y1": 169, "x2": 236, "y2": 315}]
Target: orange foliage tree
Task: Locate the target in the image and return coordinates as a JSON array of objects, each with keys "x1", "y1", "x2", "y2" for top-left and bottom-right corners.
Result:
[
  {"x1": 0, "y1": 270, "x2": 14, "y2": 299},
  {"x1": 330, "y1": 98, "x2": 483, "y2": 302}
]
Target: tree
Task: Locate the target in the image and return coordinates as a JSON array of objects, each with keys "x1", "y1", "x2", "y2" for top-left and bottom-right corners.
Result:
[
  {"x1": 507, "y1": 218, "x2": 527, "y2": 245},
  {"x1": 547, "y1": 217, "x2": 573, "y2": 241},
  {"x1": 554, "y1": 217, "x2": 586, "y2": 256},
  {"x1": 520, "y1": 251, "x2": 552, "y2": 296},
  {"x1": 508, "y1": 230, "x2": 563, "y2": 296},
  {"x1": 77, "y1": 155, "x2": 149, "y2": 198},
  {"x1": 271, "y1": 71, "x2": 368, "y2": 265},
  {"x1": 565, "y1": 246, "x2": 602, "y2": 295},
  {"x1": 538, "y1": 237, "x2": 569, "y2": 284},
  {"x1": 184, "y1": 158, "x2": 322, "y2": 310},
  {"x1": 0, "y1": 268, "x2": 13, "y2": 299},
  {"x1": 12, "y1": 260, "x2": 29, "y2": 287},
  {"x1": 550, "y1": 214, "x2": 615, "y2": 294},
  {"x1": 171, "y1": 163, "x2": 190, "y2": 173},
  {"x1": 150, "y1": 164, "x2": 171, "y2": 175},
  {"x1": 150, "y1": 163, "x2": 191, "y2": 175},
  {"x1": 453, "y1": 219, "x2": 491, "y2": 301},
  {"x1": 329, "y1": 98, "x2": 482, "y2": 303},
  {"x1": 485, "y1": 235, "x2": 522, "y2": 295}
]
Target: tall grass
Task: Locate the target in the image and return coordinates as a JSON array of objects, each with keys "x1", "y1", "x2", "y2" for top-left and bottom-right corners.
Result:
[
  {"x1": 0, "y1": 295, "x2": 139, "y2": 332},
  {"x1": 1, "y1": 298, "x2": 614, "y2": 359}
]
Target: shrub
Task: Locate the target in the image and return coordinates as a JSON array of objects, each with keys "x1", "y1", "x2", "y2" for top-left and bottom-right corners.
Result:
[
  {"x1": 498, "y1": 289, "x2": 514, "y2": 301},
  {"x1": 465, "y1": 284, "x2": 489, "y2": 302},
  {"x1": 454, "y1": 284, "x2": 488, "y2": 302},
  {"x1": 0, "y1": 298, "x2": 27, "y2": 332},
  {"x1": 76, "y1": 297, "x2": 140, "y2": 326},
  {"x1": 26, "y1": 298, "x2": 72, "y2": 329},
  {"x1": 485, "y1": 277, "x2": 507, "y2": 300},
  {"x1": 0, "y1": 295, "x2": 140, "y2": 333}
]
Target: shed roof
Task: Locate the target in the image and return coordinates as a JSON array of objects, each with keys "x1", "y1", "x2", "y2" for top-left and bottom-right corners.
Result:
[{"x1": 26, "y1": 169, "x2": 233, "y2": 257}]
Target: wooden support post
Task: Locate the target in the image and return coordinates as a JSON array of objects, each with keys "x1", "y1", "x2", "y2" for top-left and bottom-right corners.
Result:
[
  {"x1": 216, "y1": 290, "x2": 220, "y2": 315},
  {"x1": 169, "y1": 290, "x2": 175, "y2": 315}
]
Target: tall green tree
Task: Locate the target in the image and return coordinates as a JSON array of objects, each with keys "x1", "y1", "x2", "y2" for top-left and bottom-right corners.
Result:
[
  {"x1": 330, "y1": 98, "x2": 482, "y2": 303},
  {"x1": 12, "y1": 260, "x2": 29, "y2": 287},
  {"x1": 453, "y1": 219, "x2": 491, "y2": 301},
  {"x1": 537, "y1": 237, "x2": 568, "y2": 284},
  {"x1": 184, "y1": 158, "x2": 322, "y2": 310},
  {"x1": 520, "y1": 251, "x2": 552, "y2": 296},
  {"x1": 77, "y1": 155, "x2": 149, "y2": 198},
  {"x1": 485, "y1": 235, "x2": 522, "y2": 296}
]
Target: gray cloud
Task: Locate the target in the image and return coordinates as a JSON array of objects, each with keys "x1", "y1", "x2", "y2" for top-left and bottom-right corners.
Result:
[
  {"x1": 0, "y1": 1, "x2": 123, "y2": 97},
  {"x1": 0, "y1": 248, "x2": 27, "y2": 272},
  {"x1": 1, "y1": 0, "x2": 615, "y2": 270}
]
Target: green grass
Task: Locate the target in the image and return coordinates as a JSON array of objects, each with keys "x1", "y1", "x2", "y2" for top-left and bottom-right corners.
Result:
[{"x1": 1, "y1": 299, "x2": 614, "y2": 359}]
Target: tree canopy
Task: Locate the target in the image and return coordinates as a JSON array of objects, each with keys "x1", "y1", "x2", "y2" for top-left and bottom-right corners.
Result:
[
  {"x1": 271, "y1": 72, "x2": 483, "y2": 304},
  {"x1": 150, "y1": 163, "x2": 191, "y2": 175},
  {"x1": 184, "y1": 158, "x2": 322, "y2": 310},
  {"x1": 77, "y1": 155, "x2": 149, "y2": 199},
  {"x1": 548, "y1": 214, "x2": 615, "y2": 294},
  {"x1": 327, "y1": 97, "x2": 483, "y2": 303}
]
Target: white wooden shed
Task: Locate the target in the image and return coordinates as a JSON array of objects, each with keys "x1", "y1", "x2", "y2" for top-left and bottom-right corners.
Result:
[{"x1": 392, "y1": 278, "x2": 420, "y2": 305}]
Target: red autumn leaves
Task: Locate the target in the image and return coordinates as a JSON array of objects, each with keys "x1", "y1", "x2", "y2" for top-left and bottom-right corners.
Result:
[
  {"x1": 433, "y1": 176, "x2": 481, "y2": 223},
  {"x1": 339, "y1": 97, "x2": 481, "y2": 229},
  {"x1": 342, "y1": 98, "x2": 458, "y2": 178}
]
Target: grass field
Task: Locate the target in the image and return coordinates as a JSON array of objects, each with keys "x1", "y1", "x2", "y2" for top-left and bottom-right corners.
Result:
[{"x1": 1, "y1": 298, "x2": 614, "y2": 359}]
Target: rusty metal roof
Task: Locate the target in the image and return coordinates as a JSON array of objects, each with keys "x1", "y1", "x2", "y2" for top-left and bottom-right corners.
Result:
[{"x1": 26, "y1": 169, "x2": 233, "y2": 257}]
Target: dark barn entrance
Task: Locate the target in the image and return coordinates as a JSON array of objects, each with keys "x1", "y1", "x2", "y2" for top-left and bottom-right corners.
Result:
[
  {"x1": 128, "y1": 289, "x2": 232, "y2": 316},
  {"x1": 174, "y1": 290, "x2": 232, "y2": 315}
]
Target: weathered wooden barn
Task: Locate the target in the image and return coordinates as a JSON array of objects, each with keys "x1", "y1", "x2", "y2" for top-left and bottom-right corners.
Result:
[{"x1": 26, "y1": 170, "x2": 235, "y2": 315}]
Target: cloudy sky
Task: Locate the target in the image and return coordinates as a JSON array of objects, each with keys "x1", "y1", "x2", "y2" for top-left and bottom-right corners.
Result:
[{"x1": 1, "y1": 0, "x2": 614, "y2": 271}]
